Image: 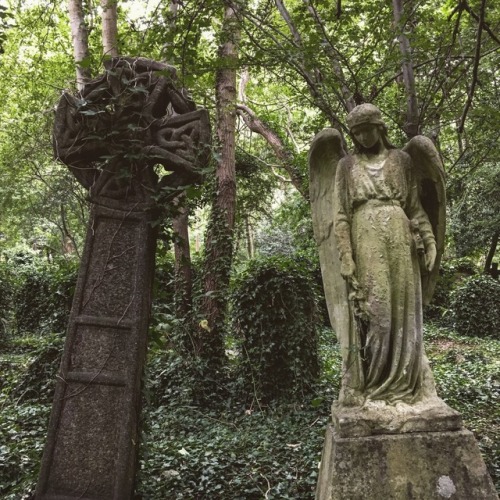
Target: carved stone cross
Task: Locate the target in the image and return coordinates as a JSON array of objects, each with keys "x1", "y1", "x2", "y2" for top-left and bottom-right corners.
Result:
[{"x1": 35, "y1": 58, "x2": 210, "y2": 499}]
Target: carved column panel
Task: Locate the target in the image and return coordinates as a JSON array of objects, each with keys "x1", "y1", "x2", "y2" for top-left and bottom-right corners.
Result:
[{"x1": 36, "y1": 201, "x2": 156, "y2": 498}]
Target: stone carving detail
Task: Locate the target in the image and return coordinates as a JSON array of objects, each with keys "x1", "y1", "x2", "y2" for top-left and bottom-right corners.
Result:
[
  {"x1": 309, "y1": 104, "x2": 460, "y2": 436},
  {"x1": 53, "y1": 57, "x2": 210, "y2": 204},
  {"x1": 36, "y1": 58, "x2": 210, "y2": 499}
]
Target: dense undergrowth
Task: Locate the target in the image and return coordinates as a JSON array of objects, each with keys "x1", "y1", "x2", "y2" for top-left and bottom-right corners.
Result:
[{"x1": 0, "y1": 325, "x2": 498, "y2": 498}]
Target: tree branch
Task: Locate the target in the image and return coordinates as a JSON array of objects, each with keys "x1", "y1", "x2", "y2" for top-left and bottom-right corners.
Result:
[
  {"x1": 458, "y1": 0, "x2": 486, "y2": 133},
  {"x1": 236, "y1": 103, "x2": 308, "y2": 199}
]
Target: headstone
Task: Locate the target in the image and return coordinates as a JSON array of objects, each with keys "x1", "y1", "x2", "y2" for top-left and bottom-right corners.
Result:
[
  {"x1": 309, "y1": 104, "x2": 498, "y2": 500},
  {"x1": 35, "y1": 58, "x2": 210, "y2": 499}
]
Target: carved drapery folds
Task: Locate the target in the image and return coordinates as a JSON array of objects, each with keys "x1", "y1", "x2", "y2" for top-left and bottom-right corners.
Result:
[{"x1": 53, "y1": 57, "x2": 211, "y2": 205}]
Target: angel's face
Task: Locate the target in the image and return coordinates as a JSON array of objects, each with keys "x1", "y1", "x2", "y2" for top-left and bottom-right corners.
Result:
[{"x1": 352, "y1": 124, "x2": 380, "y2": 150}]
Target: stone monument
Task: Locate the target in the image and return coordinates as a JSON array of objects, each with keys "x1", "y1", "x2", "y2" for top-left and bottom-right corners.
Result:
[
  {"x1": 309, "y1": 104, "x2": 497, "y2": 499},
  {"x1": 35, "y1": 58, "x2": 210, "y2": 499}
]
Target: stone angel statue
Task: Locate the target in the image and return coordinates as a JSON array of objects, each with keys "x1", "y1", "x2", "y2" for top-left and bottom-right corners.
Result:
[{"x1": 309, "y1": 104, "x2": 459, "y2": 434}]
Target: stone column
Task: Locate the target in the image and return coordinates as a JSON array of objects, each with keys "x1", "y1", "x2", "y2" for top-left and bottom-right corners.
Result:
[{"x1": 35, "y1": 58, "x2": 210, "y2": 499}]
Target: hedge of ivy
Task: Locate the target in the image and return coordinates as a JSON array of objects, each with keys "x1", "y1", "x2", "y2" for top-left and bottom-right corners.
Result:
[
  {"x1": 450, "y1": 274, "x2": 500, "y2": 339},
  {"x1": 231, "y1": 256, "x2": 321, "y2": 402}
]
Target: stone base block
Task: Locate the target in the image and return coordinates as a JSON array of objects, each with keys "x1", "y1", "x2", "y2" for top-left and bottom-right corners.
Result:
[{"x1": 316, "y1": 426, "x2": 498, "y2": 500}]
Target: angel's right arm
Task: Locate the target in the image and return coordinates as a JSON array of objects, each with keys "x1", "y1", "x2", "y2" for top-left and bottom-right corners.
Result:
[{"x1": 334, "y1": 160, "x2": 353, "y2": 259}]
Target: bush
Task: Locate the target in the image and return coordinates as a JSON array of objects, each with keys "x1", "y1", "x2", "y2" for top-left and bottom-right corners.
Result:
[
  {"x1": 5, "y1": 257, "x2": 79, "y2": 335},
  {"x1": 449, "y1": 274, "x2": 500, "y2": 338},
  {"x1": 424, "y1": 257, "x2": 477, "y2": 322},
  {"x1": 231, "y1": 256, "x2": 320, "y2": 402}
]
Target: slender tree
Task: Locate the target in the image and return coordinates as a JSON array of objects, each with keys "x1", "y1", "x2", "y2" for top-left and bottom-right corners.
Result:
[
  {"x1": 101, "y1": 0, "x2": 119, "y2": 57},
  {"x1": 68, "y1": 0, "x2": 90, "y2": 89}
]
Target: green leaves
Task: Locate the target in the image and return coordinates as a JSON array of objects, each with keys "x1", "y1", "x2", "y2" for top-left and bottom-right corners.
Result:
[
  {"x1": 231, "y1": 255, "x2": 321, "y2": 402},
  {"x1": 450, "y1": 274, "x2": 500, "y2": 339}
]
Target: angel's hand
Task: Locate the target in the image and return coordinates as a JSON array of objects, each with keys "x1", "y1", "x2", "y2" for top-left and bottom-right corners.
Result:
[
  {"x1": 425, "y1": 243, "x2": 437, "y2": 271},
  {"x1": 340, "y1": 254, "x2": 356, "y2": 279}
]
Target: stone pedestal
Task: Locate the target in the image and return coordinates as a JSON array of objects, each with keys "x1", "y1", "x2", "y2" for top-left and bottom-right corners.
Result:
[{"x1": 316, "y1": 425, "x2": 498, "y2": 500}]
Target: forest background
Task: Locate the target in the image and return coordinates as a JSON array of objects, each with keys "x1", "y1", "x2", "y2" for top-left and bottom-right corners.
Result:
[{"x1": 0, "y1": 0, "x2": 499, "y2": 498}]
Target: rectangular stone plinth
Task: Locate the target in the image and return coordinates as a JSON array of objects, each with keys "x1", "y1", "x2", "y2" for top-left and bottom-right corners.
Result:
[{"x1": 316, "y1": 426, "x2": 498, "y2": 500}]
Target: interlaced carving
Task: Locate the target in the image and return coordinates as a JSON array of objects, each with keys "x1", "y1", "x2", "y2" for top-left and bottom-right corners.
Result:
[{"x1": 53, "y1": 57, "x2": 211, "y2": 202}]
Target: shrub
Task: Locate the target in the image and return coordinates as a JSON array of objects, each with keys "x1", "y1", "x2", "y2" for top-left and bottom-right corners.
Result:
[
  {"x1": 231, "y1": 256, "x2": 320, "y2": 402},
  {"x1": 12, "y1": 258, "x2": 78, "y2": 335},
  {"x1": 425, "y1": 257, "x2": 477, "y2": 322},
  {"x1": 449, "y1": 274, "x2": 500, "y2": 338}
]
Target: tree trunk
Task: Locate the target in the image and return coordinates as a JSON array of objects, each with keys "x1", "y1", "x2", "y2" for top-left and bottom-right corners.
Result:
[
  {"x1": 484, "y1": 230, "x2": 499, "y2": 275},
  {"x1": 101, "y1": 0, "x2": 118, "y2": 57},
  {"x1": 199, "y1": 2, "x2": 239, "y2": 368},
  {"x1": 172, "y1": 194, "x2": 193, "y2": 321},
  {"x1": 68, "y1": 0, "x2": 90, "y2": 90},
  {"x1": 165, "y1": 1, "x2": 196, "y2": 344},
  {"x1": 392, "y1": 0, "x2": 419, "y2": 138},
  {"x1": 245, "y1": 216, "x2": 254, "y2": 259}
]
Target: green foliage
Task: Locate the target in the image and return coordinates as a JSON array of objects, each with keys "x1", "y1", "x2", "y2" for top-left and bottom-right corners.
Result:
[
  {"x1": 0, "y1": 333, "x2": 63, "y2": 498},
  {"x1": 449, "y1": 274, "x2": 500, "y2": 339},
  {"x1": 449, "y1": 162, "x2": 500, "y2": 259},
  {"x1": 424, "y1": 257, "x2": 478, "y2": 322},
  {"x1": 136, "y1": 344, "x2": 329, "y2": 500},
  {"x1": 0, "y1": 320, "x2": 499, "y2": 498},
  {"x1": 0, "y1": 261, "x2": 14, "y2": 340},
  {"x1": 0, "y1": 2, "x2": 87, "y2": 254},
  {"x1": 0, "y1": 254, "x2": 78, "y2": 336},
  {"x1": 231, "y1": 256, "x2": 320, "y2": 402},
  {"x1": 426, "y1": 325, "x2": 500, "y2": 485}
]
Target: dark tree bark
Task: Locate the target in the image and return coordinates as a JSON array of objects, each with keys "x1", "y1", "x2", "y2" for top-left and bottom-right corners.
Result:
[
  {"x1": 172, "y1": 193, "x2": 193, "y2": 320},
  {"x1": 484, "y1": 230, "x2": 499, "y2": 275}
]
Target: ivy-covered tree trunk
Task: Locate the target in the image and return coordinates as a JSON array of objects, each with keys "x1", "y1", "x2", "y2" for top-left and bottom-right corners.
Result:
[
  {"x1": 172, "y1": 194, "x2": 193, "y2": 321},
  {"x1": 68, "y1": 0, "x2": 90, "y2": 90},
  {"x1": 198, "y1": 2, "x2": 240, "y2": 369}
]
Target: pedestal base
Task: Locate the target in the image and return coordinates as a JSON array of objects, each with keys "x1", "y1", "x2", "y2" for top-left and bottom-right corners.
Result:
[
  {"x1": 316, "y1": 426, "x2": 498, "y2": 500},
  {"x1": 332, "y1": 398, "x2": 462, "y2": 438}
]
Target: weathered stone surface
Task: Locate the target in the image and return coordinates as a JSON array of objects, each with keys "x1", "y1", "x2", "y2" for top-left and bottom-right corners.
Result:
[
  {"x1": 332, "y1": 398, "x2": 462, "y2": 438},
  {"x1": 310, "y1": 104, "x2": 496, "y2": 500},
  {"x1": 309, "y1": 104, "x2": 446, "y2": 407},
  {"x1": 36, "y1": 58, "x2": 210, "y2": 499},
  {"x1": 36, "y1": 205, "x2": 157, "y2": 500},
  {"x1": 316, "y1": 425, "x2": 499, "y2": 500}
]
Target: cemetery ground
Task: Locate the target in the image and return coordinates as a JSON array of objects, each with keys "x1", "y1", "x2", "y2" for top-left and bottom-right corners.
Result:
[{"x1": 0, "y1": 324, "x2": 498, "y2": 499}]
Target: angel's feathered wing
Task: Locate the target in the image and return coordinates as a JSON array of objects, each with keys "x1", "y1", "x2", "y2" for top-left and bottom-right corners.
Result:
[
  {"x1": 403, "y1": 136, "x2": 446, "y2": 305},
  {"x1": 308, "y1": 128, "x2": 349, "y2": 340}
]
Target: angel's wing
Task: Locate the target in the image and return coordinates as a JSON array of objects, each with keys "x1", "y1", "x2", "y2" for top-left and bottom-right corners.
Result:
[
  {"x1": 403, "y1": 136, "x2": 446, "y2": 305},
  {"x1": 308, "y1": 128, "x2": 348, "y2": 337}
]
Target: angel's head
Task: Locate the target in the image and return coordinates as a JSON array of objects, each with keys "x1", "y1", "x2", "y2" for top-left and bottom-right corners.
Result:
[{"x1": 347, "y1": 104, "x2": 394, "y2": 153}]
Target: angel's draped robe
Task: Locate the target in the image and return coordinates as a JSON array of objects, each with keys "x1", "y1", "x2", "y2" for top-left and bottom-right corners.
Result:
[{"x1": 334, "y1": 148, "x2": 438, "y2": 404}]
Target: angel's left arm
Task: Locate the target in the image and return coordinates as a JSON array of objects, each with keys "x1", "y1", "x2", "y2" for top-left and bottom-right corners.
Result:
[{"x1": 405, "y1": 159, "x2": 436, "y2": 249}]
